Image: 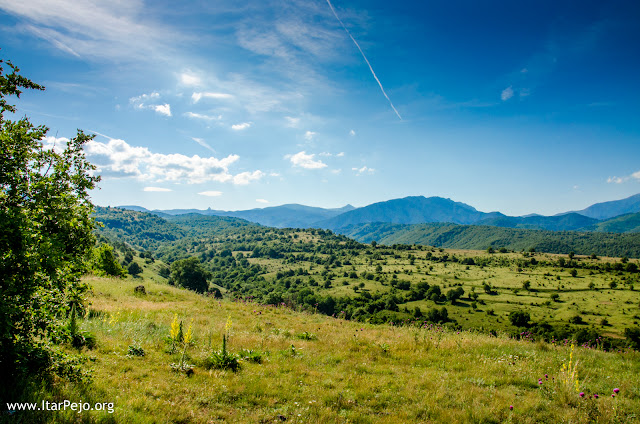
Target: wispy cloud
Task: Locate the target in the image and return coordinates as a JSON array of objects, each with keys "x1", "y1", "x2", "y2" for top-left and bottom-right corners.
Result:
[
  {"x1": 349, "y1": 129, "x2": 356, "y2": 136},
  {"x1": 130, "y1": 92, "x2": 171, "y2": 116},
  {"x1": 256, "y1": 198, "x2": 269, "y2": 204},
  {"x1": 198, "y1": 191, "x2": 223, "y2": 197},
  {"x1": 607, "y1": 170, "x2": 640, "y2": 184},
  {"x1": 326, "y1": 0, "x2": 402, "y2": 120},
  {"x1": 192, "y1": 137, "x2": 216, "y2": 153},
  {"x1": 0, "y1": 0, "x2": 181, "y2": 63},
  {"x1": 85, "y1": 134, "x2": 261, "y2": 185},
  {"x1": 184, "y1": 112, "x2": 222, "y2": 121},
  {"x1": 285, "y1": 116, "x2": 300, "y2": 128},
  {"x1": 130, "y1": 92, "x2": 160, "y2": 109},
  {"x1": 180, "y1": 72, "x2": 202, "y2": 87},
  {"x1": 192, "y1": 92, "x2": 234, "y2": 102},
  {"x1": 304, "y1": 131, "x2": 316, "y2": 141},
  {"x1": 231, "y1": 122, "x2": 251, "y2": 131},
  {"x1": 352, "y1": 166, "x2": 374, "y2": 175},
  {"x1": 143, "y1": 187, "x2": 172, "y2": 192},
  {"x1": 501, "y1": 86, "x2": 514, "y2": 101},
  {"x1": 286, "y1": 151, "x2": 327, "y2": 169}
]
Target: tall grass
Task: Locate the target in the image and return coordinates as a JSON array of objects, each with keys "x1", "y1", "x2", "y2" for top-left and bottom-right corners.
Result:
[{"x1": 14, "y1": 276, "x2": 640, "y2": 423}]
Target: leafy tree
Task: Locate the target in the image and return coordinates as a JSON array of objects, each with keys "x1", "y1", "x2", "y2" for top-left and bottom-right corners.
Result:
[
  {"x1": 127, "y1": 261, "x2": 143, "y2": 276},
  {"x1": 446, "y1": 287, "x2": 464, "y2": 303},
  {"x1": 170, "y1": 257, "x2": 211, "y2": 293},
  {"x1": 93, "y1": 244, "x2": 127, "y2": 277},
  {"x1": 426, "y1": 307, "x2": 449, "y2": 323},
  {"x1": 509, "y1": 311, "x2": 531, "y2": 327},
  {"x1": 0, "y1": 57, "x2": 100, "y2": 393},
  {"x1": 624, "y1": 327, "x2": 640, "y2": 350}
]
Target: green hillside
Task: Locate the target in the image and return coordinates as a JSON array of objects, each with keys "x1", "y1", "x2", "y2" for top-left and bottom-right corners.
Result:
[
  {"x1": 589, "y1": 213, "x2": 640, "y2": 234},
  {"x1": 14, "y1": 275, "x2": 640, "y2": 423},
  {"x1": 339, "y1": 222, "x2": 640, "y2": 258}
]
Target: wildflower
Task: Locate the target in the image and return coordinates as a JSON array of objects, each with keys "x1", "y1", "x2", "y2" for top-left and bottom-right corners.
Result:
[
  {"x1": 509, "y1": 405, "x2": 513, "y2": 411},
  {"x1": 612, "y1": 394, "x2": 616, "y2": 398},
  {"x1": 593, "y1": 394, "x2": 599, "y2": 399},
  {"x1": 184, "y1": 319, "x2": 194, "y2": 345},
  {"x1": 579, "y1": 392, "x2": 585, "y2": 398},
  {"x1": 613, "y1": 388, "x2": 620, "y2": 394},
  {"x1": 225, "y1": 315, "x2": 233, "y2": 336}
]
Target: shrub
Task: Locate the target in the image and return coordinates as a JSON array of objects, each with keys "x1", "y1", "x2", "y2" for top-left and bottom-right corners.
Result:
[
  {"x1": 295, "y1": 331, "x2": 317, "y2": 341},
  {"x1": 509, "y1": 311, "x2": 531, "y2": 327},
  {"x1": 203, "y1": 335, "x2": 240, "y2": 372}
]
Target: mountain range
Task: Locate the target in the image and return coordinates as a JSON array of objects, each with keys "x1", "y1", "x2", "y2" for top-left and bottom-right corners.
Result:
[{"x1": 117, "y1": 193, "x2": 640, "y2": 234}]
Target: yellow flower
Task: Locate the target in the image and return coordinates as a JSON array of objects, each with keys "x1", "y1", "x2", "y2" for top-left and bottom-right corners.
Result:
[
  {"x1": 184, "y1": 319, "x2": 194, "y2": 345},
  {"x1": 170, "y1": 314, "x2": 180, "y2": 341},
  {"x1": 225, "y1": 315, "x2": 232, "y2": 336}
]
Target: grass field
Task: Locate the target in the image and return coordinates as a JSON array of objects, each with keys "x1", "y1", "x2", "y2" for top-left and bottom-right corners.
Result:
[
  {"x1": 15, "y1": 275, "x2": 640, "y2": 423},
  {"x1": 242, "y1": 246, "x2": 640, "y2": 340}
]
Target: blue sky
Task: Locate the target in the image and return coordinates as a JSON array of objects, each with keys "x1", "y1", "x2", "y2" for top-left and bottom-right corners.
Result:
[{"x1": 1, "y1": 0, "x2": 639, "y2": 216}]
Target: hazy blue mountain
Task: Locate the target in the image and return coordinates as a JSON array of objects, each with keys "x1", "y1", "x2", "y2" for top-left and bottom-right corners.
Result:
[
  {"x1": 585, "y1": 212, "x2": 640, "y2": 233},
  {"x1": 118, "y1": 204, "x2": 355, "y2": 228},
  {"x1": 316, "y1": 196, "x2": 504, "y2": 230},
  {"x1": 567, "y1": 193, "x2": 640, "y2": 220},
  {"x1": 475, "y1": 213, "x2": 599, "y2": 232},
  {"x1": 225, "y1": 204, "x2": 355, "y2": 228}
]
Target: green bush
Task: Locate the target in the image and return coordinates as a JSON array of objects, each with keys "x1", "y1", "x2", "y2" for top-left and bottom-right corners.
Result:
[{"x1": 202, "y1": 335, "x2": 240, "y2": 372}]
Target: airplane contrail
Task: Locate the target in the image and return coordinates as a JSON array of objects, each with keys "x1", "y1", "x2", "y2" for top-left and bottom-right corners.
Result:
[{"x1": 326, "y1": 0, "x2": 402, "y2": 120}]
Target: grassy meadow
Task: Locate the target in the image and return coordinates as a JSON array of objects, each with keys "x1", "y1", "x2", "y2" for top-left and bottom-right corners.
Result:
[{"x1": 16, "y1": 275, "x2": 640, "y2": 423}]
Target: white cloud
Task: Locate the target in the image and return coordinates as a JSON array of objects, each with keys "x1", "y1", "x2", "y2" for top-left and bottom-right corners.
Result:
[
  {"x1": 192, "y1": 137, "x2": 215, "y2": 153},
  {"x1": 184, "y1": 112, "x2": 222, "y2": 121},
  {"x1": 607, "y1": 170, "x2": 640, "y2": 184},
  {"x1": 336, "y1": 152, "x2": 345, "y2": 157},
  {"x1": 84, "y1": 135, "x2": 260, "y2": 185},
  {"x1": 0, "y1": 0, "x2": 182, "y2": 63},
  {"x1": 319, "y1": 152, "x2": 332, "y2": 157},
  {"x1": 231, "y1": 122, "x2": 251, "y2": 131},
  {"x1": 285, "y1": 116, "x2": 300, "y2": 128},
  {"x1": 192, "y1": 92, "x2": 233, "y2": 102},
  {"x1": 154, "y1": 104, "x2": 171, "y2": 117},
  {"x1": 256, "y1": 198, "x2": 269, "y2": 204},
  {"x1": 352, "y1": 166, "x2": 375, "y2": 175},
  {"x1": 41, "y1": 135, "x2": 69, "y2": 151},
  {"x1": 349, "y1": 130, "x2": 356, "y2": 136},
  {"x1": 180, "y1": 73, "x2": 201, "y2": 86},
  {"x1": 304, "y1": 131, "x2": 316, "y2": 141},
  {"x1": 232, "y1": 170, "x2": 264, "y2": 185},
  {"x1": 286, "y1": 151, "x2": 327, "y2": 169},
  {"x1": 143, "y1": 187, "x2": 172, "y2": 192},
  {"x1": 130, "y1": 92, "x2": 160, "y2": 109},
  {"x1": 130, "y1": 92, "x2": 170, "y2": 116},
  {"x1": 501, "y1": 86, "x2": 514, "y2": 101},
  {"x1": 269, "y1": 172, "x2": 281, "y2": 177},
  {"x1": 198, "y1": 191, "x2": 223, "y2": 197}
]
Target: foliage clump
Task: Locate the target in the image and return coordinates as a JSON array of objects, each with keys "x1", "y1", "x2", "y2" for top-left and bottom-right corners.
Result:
[{"x1": 0, "y1": 56, "x2": 99, "y2": 397}]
